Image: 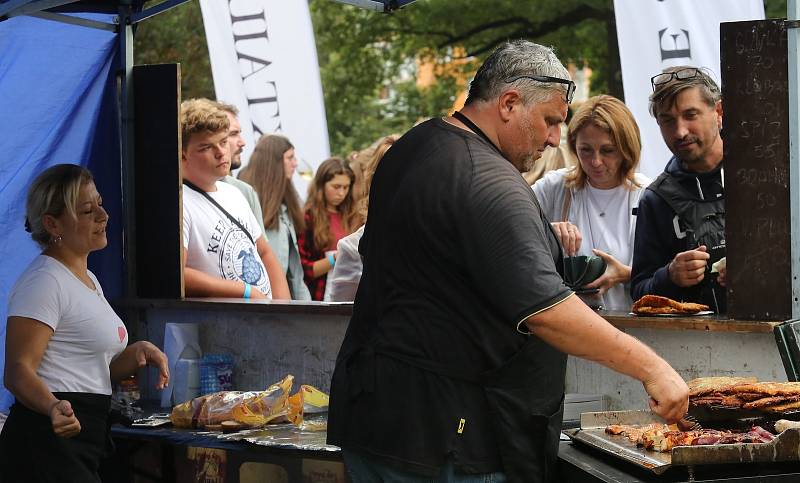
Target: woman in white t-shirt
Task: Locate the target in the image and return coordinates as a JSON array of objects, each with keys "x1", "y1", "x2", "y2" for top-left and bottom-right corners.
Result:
[
  {"x1": 533, "y1": 95, "x2": 651, "y2": 311},
  {"x1": 0, "y1": 164, "x2": 169, "y2": 482}
]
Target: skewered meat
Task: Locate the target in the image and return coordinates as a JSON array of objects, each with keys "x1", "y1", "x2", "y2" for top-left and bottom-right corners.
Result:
[{"x1": 632, "y1": 295, "x2": 709, "y2": 315}]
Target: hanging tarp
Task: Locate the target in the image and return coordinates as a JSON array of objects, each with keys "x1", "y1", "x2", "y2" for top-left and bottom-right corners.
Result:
[{"x1": 0, "y1": 11, "x2": 121, "y2": 412}]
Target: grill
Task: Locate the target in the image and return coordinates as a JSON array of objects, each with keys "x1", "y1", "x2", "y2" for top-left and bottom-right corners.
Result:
[{"x1": 563, "y1": 410, "x2": 800, "y2": 476}]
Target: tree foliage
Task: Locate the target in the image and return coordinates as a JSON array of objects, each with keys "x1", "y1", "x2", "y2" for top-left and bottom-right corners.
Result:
[
  {"x1": 133, "y1": 1, "x2": 214, "y2": 100},
  {"x1": 310, "y1": 0, "x2": 620, "y2": 155},
  {"x1": 132, "y1": 0, "x2": 787, "y2": 156}
]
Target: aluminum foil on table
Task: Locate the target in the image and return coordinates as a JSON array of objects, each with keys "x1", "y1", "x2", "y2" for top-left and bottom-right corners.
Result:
[{"x1": 212, "y1": 416, "x2": 340, "y2": 452}]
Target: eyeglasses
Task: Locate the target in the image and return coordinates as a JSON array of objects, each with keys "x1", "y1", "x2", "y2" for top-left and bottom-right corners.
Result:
[
  {"x1": 650, "y1": 67, "x2": 712, "y2": 91},
  {"x1": 506, "y1": 75, "x2": 576, "y2": 104}
]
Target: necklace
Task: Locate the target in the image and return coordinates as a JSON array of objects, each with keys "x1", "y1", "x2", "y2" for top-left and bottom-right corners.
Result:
[{"x1": 584, "y1": 183, "x2": 615, "y2": 217}]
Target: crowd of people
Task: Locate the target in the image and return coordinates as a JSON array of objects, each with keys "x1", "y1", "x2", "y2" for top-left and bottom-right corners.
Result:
[
  {"x1": 2, "y1": 33, "x2": 730, "y2": 482},
  {"x1": 171, "y1": 61, "x2": 727, "y2": 315}
]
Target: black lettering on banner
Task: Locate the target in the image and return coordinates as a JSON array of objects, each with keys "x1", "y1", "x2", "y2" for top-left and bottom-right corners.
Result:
[
  {"x1": 228, "y1": 1, "x2": 282, "y2": 136},
  {"x1": 658, "y1": 28, "x2": 691, "y2": 61},
  {"x1": 250, "y1": 81, "x2": 282, "y2": 136}
]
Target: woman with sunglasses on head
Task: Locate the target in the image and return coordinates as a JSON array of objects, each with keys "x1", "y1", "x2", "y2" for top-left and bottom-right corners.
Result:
[
  {"x1": 533, "y1": 95, "x2": 651, "y2": 310},
  {"x1": 239, "y1": 135, "x2": 312, "y2": 300},
  {"x1": 0, "y1": 164, "x2": 169, "y2": 482},
  {"x1": 298, "y1": 157, "x2": 361, "y2": 300}
]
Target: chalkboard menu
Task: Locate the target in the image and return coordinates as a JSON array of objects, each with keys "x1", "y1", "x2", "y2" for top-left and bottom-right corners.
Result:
[{"x1": 721, "y1": 19, "x2": 790, "y2": 320}]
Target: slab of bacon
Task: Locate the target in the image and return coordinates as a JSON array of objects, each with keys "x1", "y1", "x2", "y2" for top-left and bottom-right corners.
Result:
[
  {"x1": 632, "y1": 295, "x2": 709, "y2": 315},
  {"x1": 688, "y1": 377, "x2": 800, "y2": 414},
  {"x1": 605, "y1": 424, "x2": 774, "y2": 453}
]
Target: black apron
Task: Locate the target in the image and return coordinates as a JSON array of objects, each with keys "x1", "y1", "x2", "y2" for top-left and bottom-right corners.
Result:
[
  {"x1": 0, "y1": 392, "x2": 112, "y2": 483},
  {"x1": 344, "y1": 335, "x2": 566, "y2": 483}
]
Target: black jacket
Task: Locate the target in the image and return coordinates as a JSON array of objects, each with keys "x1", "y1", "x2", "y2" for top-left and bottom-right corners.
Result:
[{"x1": 630, "y1": 156, "x2": 726, "y2": 311}]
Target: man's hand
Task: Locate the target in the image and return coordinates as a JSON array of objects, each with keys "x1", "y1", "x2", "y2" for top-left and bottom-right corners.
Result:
[
  {"x1": 642, "y1": 363, "x2": 690, "y2": 423},
  {"x1": 717, "y1": 265, "x2": 727, "y2": 288},
  {"x1": 50, "y1": 400, "x2": 81, "y2": 438},
  {"x1": 584, "y1": 249, "x2": 631, "y2": 295},
  {"x1": 550, "y1": 222, "x2": 582, "y2": 257},
  {"x1": 250, "y1": 287, "x2": 268, "y2": 299},
  {"x1": 668, "y1": 245, "x2": 710, "y2": 287},
  {"x1": 132, "y1": 341, "x2": 170, "y2": 390}
]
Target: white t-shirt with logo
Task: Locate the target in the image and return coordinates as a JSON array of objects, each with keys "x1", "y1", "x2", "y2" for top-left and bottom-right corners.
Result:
[
  {"x1": 7, "y1": 255, "x2": 128, "y2": 395},
  {"x1": 182, "y1": 181, "x2": 272, "y2": 298}
]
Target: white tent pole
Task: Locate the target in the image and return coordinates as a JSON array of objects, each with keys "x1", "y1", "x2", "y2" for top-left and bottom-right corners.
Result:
[{"x1": 790, "y1": 0, "x2": 800, "y2": 318}]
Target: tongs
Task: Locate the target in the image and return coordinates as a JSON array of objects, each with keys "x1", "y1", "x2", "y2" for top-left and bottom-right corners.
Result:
[{"x1": 676, "y1": 414, "x2": 702, "y2": 431}]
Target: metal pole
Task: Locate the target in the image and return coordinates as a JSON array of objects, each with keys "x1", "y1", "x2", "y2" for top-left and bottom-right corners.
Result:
[
  {"x1": 790, "y1": 0, "x2": 800, "y2": 318},
  {"x1": 118, "y1": 1, "x2": 136, "y2": 299}
]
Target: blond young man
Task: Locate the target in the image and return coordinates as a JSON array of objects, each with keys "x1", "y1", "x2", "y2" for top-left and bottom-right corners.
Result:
[{"x1": 180, "y1": 98, "x2": 290, "y2": 300}]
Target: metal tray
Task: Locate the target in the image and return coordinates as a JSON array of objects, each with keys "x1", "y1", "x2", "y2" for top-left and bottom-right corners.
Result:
[{"x1": 563, "y1": 410, "x2": 800, "y2": 475}]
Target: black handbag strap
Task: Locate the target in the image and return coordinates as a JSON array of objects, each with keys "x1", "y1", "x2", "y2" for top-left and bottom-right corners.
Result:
[{"x1": 183, "y1": 180, "x2": 256, "y2": 246}]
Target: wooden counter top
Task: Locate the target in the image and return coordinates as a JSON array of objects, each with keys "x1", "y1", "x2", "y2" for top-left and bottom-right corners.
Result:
[
  {"x1": 114, "y1": 299, "x2": 781, "y2": 333},
  {"x1": 113, "y1": 297, "x2": 354, "y2": 316},
  {"x1": 598, "y1": 310, "x2": 781, "y2": 333}
]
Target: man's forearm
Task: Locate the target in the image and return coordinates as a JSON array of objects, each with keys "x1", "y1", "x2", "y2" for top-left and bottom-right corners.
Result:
[
  {"x1": 184, "y1": 267, "x2": 248, "y2": 297},
  {"x1": 525, "y1": 295, "x2": 671, "y2": 384}
]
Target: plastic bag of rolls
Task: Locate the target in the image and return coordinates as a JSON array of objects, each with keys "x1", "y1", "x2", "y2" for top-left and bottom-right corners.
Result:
[{"x1": 171, "y1": 374, "x2": 303, "y2": 431}]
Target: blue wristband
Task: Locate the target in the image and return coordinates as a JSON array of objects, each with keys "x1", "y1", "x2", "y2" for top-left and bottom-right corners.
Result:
[
  {"x1": 243, "y1": 283, "x2": 251, "y2": 299},
  {"x1": 327, "y1": 252, "x2": 336, "y2": 268}
]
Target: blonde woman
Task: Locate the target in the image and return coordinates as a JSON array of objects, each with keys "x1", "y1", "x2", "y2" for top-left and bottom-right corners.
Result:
[
  {"x1": 533, "y1": 95, "x2": 651, "y2": 310},
  {"x1": 0, "y1": 164, "x2": 168, "y2": 482}
]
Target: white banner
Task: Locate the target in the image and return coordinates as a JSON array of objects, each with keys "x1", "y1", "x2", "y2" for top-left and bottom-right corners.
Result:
[
  {"x1": 614, "y1": 0, "x2": 764, "y2": 178},
  {"x1": 199, "y1": 0, "x2": 330, "y2": 198}
]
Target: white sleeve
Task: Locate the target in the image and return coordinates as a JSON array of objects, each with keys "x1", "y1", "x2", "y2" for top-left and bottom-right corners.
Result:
[
  {"x1": 325, "y1": 231, "x2": 363, "y2": 302},
  {"x1": 7, "y1": 271, "x2": 63, "y2": 331},
  {"x1": 531, "y1": 170, "x2": 565, "y2": 221},
  {"x1": 182, "y1": 186, "x2": 191, "y2": 249}
]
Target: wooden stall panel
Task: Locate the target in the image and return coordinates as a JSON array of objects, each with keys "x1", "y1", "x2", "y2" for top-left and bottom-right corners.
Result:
[
  {"x1": 721, "y1": 19, "x2": 790, "y2": 320},
  {"x1": 133, "y1": 63, "x2": 183, "y2": 299}
]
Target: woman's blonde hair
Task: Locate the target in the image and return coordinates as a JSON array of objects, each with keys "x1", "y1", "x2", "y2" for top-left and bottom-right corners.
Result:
[
  {"x1": 565, "y1": 95, "x2": 642, "y2": 190},
  {"x1": 26, "y1": 164, "x2": 94, "y2": 248},
  {"x1": 357, "y1": 135, "x2": 398, "y2": 219},
  {"x1": 239, "y1": 135, "x2": 305, "y2": 232},
  {"x1": 305, "y1": 157, "x2": 359, "y2": 250}
]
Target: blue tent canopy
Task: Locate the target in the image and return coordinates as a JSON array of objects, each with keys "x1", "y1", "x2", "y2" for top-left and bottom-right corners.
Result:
[
  {"x1": 0, "y1": 0, "x2": 414, "y2": 413},
  {"x1": 0, "y1": 0, "x2": 184, "y2": 412}
]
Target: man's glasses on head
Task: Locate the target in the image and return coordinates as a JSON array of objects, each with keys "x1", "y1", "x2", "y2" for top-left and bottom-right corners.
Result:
[
  {"x1": 650, "y1": 67, "x2": 714, "y2": 91},
  {"x1": 506, "y1": 75, "x2": 576, "y2": 104}
]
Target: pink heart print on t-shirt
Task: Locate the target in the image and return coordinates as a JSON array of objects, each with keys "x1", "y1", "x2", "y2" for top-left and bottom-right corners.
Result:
[{"x1": 118, "y1": 326, "x2": 127, "y2": 343}]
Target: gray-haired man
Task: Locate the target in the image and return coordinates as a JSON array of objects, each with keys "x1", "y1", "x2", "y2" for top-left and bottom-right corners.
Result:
[{"x1": 327, "y1": 40, "x2": 688, "y2": 482}]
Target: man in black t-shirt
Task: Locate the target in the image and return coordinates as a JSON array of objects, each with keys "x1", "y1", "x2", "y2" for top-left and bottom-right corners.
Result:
[{"x1": 327, "y1": 40, "x2": 689, "y2": 483}]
